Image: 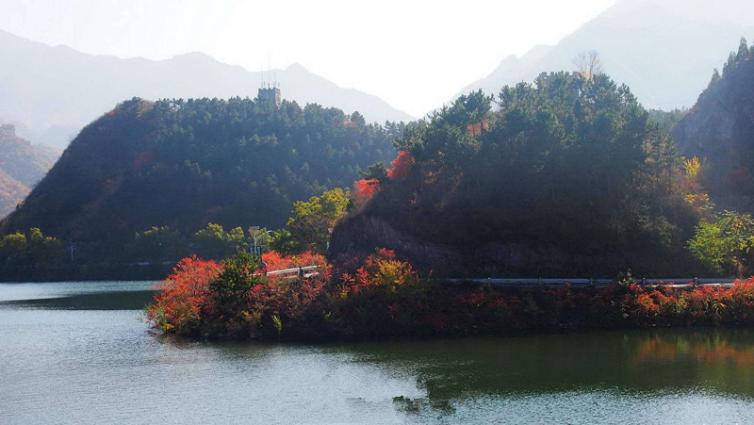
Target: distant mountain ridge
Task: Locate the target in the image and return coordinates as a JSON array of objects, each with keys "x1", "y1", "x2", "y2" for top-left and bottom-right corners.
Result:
[
  {"x1": 0, "y1": 29, "x2": 413, "y2": 148},
  {"x1": 461, "y1": 0, "x2": 754, "y2": 110}
]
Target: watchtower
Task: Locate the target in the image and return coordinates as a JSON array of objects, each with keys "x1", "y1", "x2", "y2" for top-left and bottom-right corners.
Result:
[{"x1": 258, "y1": 84, "x2": 281, "y2": 108}]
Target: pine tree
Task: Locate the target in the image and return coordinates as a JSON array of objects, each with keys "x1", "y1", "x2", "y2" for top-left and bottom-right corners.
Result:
[
  {"x1": 737, "y1": 37, "x2": 749, "y2": 61},
  {"x1": 710, "y1": 68, "x2": 722, "y2": 85}
]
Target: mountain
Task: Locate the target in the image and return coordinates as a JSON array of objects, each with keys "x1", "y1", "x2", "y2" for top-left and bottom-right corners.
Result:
[
  {"x1": 330, "y1": 76, "x2": 699, "y2": 278},
  {"x1": 461, "y1": 0, "x2": 754, "y2": 111},
  {"x1": 0, "y1": 29, "x2": 413, "y2": 149},
  {"x1": 0, "y1": 124, "x2": 58, "y2": 218},
  {"x1": 0, "y1": 97, "x2": 398, "y2": 268},
  {"x1": 0, "y1": 169, "x2": 29, "y2": 219},
  {"x1": 673, "y1": 39, "x2": 754, "y2": 212}
]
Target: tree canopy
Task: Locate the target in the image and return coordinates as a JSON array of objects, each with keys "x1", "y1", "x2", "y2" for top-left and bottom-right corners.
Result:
[
  {"x1": 1, "y1": 97, "x2": 399, "y2": 268},
  {"x1": 332, "y1": 73, "x2": 699, "y2": 276}
]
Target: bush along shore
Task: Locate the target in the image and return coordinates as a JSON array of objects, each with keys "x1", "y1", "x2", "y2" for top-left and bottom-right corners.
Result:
[{"x1": 147, "y1": 249, "x2": 754, "y2": 341}]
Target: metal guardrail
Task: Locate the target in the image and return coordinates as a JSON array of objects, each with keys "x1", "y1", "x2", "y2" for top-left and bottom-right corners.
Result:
[
  {"x1": 446, "y1": 277, "x2": 738, "y2": 288},
  {"x1": 266, "y1": 265, "x2": 320, "y2": 279}
]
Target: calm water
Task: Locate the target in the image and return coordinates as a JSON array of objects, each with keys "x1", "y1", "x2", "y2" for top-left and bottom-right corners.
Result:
[{"x1": 2, "y1": 282, "x2": 754, "y2": 424}]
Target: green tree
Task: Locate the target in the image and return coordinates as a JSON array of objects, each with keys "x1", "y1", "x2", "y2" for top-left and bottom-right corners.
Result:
[
  {"x1": 271, "y1": 188, "x2": 349, "y2": 254},
  {"x1": 332, "y1": 72, "x2": 699, "y2": 276},
  {"x1": 205, "y1": 251, "x2": 263, "y2": 337},
  {"x1": 688, "y1": 211, "x2": 754, "y2": 276},
  {"x1": 131, "y1": 226, "x2": 188, "y2": 262},
  {"x1": 0, "y1": 228, "x2": 65, "y2": 272},
  {"x1": 360, "y1": 162, "x2": 388, "y2": 181},
  {"x1": 192, "y1": 223, "x2": 247, "y2": 259}
]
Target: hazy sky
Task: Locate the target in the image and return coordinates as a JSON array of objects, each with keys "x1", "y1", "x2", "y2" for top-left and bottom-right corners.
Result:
[{"x1": 0, "y1": 0, "x2": 617, "y2": 116}]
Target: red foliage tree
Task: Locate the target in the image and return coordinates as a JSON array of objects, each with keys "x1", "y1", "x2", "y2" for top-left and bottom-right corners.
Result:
[
  {"x1": 147, "y1": 257, "x2": 222, "y2": 333},
  {"x1": 387, "y1": 151, "x2": 415, "y2": 181},
  {"x1": 353, "y1": 178, "x2": 380, "y2": 205}
]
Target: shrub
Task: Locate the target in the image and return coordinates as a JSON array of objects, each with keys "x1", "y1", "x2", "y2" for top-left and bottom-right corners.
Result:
[{"x1": 149, "y1": 250, "x2": 754, "y2": 341}]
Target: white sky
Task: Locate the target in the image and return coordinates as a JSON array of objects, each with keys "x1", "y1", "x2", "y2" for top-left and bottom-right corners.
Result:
[{"x1": 0, "y1": 0, "x2": 616, "y2": 116}]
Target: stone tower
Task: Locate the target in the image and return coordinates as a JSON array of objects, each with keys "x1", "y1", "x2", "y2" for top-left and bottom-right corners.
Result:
[{"x1": 257, "y1": 84, "x2": 281, "y2": 108}]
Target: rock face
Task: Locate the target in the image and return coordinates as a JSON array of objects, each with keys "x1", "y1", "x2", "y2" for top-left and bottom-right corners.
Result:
[{"x1": 673, "y1": 49, "x2": 754, "y2": 212}]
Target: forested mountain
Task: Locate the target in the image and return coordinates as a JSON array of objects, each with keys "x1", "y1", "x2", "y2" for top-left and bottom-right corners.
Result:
[
  {"x1": 0, "y1": 97, "x2": 398, "y2": 268},
  {"x1": 0, "y1": 29, "x2": 412, "y2": 149},
  {"x1": 674, "y1": 38, "x2": 754, "y2": 212},
  {"x1": 330, "y1": 74, "x2": 700, "y2": 277},
  {"x1": 0, "y1": 169, "x2": 29, "y2": 219},
  {"x1": 461, "y1": 0, "x2": 754, "y2": 111},
  {"x1": 0, "y1": 124, "x2": 58, "y2": 218}
]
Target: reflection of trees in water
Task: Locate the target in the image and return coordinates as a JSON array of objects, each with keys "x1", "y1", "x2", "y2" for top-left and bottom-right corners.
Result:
[
  {"x1": 336, "y1": 331, "x2": 754, "y2": 416},
  {"x1": 635, "y1": 333, "x2": 754, "y2": 367},
  {"x1": 0, "y1": 290, "x2": 155, "y2": 310}
]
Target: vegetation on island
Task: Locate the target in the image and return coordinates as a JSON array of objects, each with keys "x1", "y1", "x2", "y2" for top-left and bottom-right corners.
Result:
[
  {"x1": 148, "y1": 247, "x2": 754, "y2": 341},
  {"x1": 145, "y1": 39, "x2": 754, "y2": 340}
]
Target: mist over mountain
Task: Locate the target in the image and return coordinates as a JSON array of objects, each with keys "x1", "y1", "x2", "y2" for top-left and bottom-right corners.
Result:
[
  {"x1": 0, "y1": 124, "x2": 58, "y2": 217},
  {"x1": 0, "y1": 29, "x2": 413, "y2": 148},
  {"x1": 461, "y1": 0, "x2": 754, "y2": 111}
]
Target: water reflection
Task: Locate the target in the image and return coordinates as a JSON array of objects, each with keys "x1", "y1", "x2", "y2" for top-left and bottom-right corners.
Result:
[
  {"x1": 0, "y1": 290, "x2": 155, "y2": 310},
  {"x1": 334, "y1": 330, "x2": 754, "y2": 404},
  {"x1": 3, "y1": 281, "x2": 754, "y2": 424}
]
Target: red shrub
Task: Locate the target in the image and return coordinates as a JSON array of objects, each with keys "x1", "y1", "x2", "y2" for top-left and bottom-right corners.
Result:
[
  {"x1": 147, "y1": 257, "x2": 222, "y2": 333},
  {"x1": 262, "y1": 250, "x2": 326, "y2": 271},
  {"x1": 354, "y1": 178, "x2": 380, "y2": 205}
]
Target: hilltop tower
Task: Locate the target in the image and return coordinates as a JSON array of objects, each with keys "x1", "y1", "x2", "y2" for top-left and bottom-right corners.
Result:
[{"x1": 258, "y1": 83, "x2": 281, "y2": 108}]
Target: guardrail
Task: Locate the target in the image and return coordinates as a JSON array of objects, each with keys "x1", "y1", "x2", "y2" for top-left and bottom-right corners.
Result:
[
  {"x1": 266, "y1": 265, "x2": 320, "y2": 279},
  {"x1": 445, "y1": 277, "x2": 738, "y2": 288}
]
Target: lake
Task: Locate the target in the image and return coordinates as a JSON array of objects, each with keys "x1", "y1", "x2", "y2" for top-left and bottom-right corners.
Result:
[{"x1": 2, "y1": 281, "x2": 754, "y2": 424}]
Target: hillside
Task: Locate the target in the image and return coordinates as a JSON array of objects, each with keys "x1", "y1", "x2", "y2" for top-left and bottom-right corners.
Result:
[
  {"x1": 461, "y1": 0, "x2": 754, "y2": 111},
  {"x1": 0, "y1": 168, "x2": 29, "y2": 218},
  {"x1": 0, "y1": 29, "x2": 413, "y2": 149},
  {"x1": 673, "y1": 39, "x2": 754, "y2": 212},
  {"x1": 0, "y1": 97, "x2": 398, "y2": 265},
  {"x1": 0, "y1": 124, "x2": 58, "y2": 218},
  {"x1": 330, "y1": 74, "x2": 699, "y2": 277}
]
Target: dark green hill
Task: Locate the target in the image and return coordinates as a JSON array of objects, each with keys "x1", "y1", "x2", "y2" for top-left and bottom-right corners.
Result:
[
  {"x1": 1, "y1": 97, "x2": 398, "y2": 267},
  {"x1": 330, "y1": 73, "x2": 699, "y2": 277}
]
